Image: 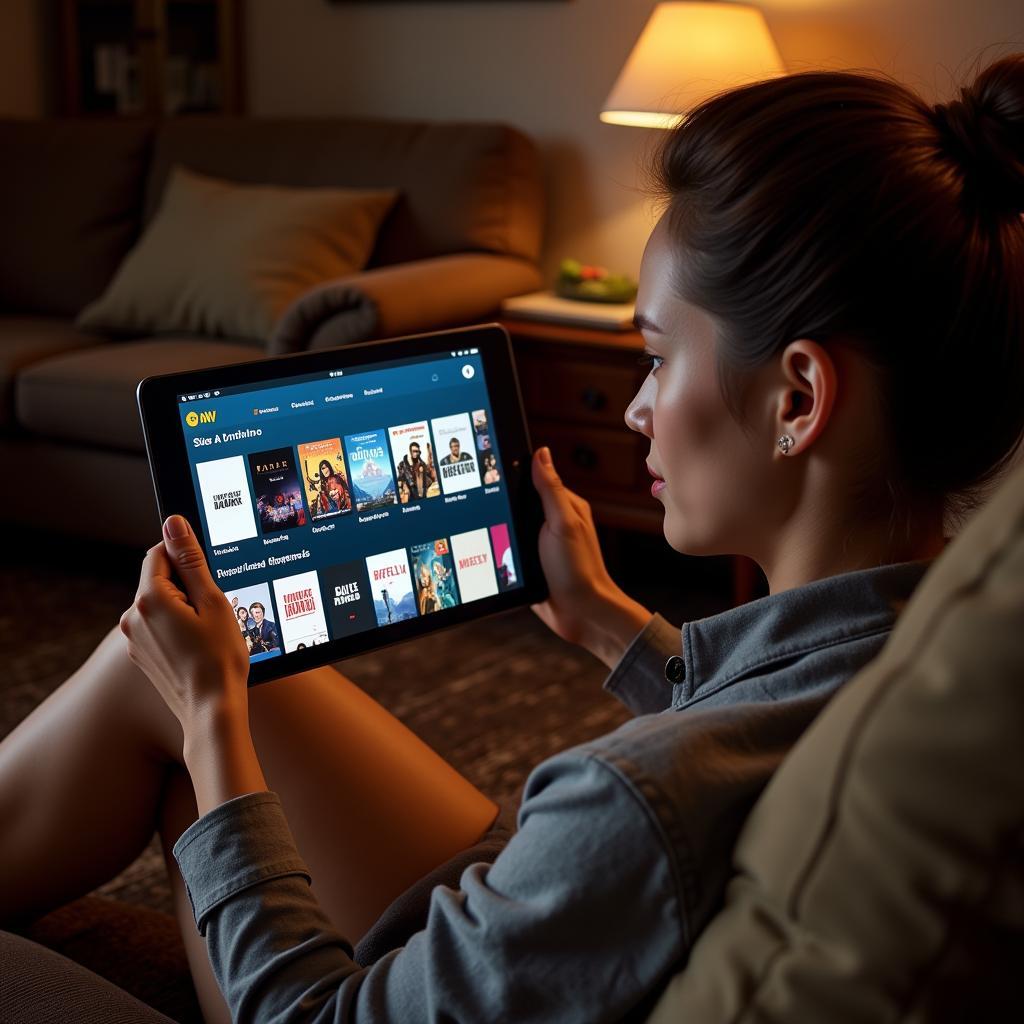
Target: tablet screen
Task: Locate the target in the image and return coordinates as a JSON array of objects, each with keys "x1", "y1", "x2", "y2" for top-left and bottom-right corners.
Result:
[{"x1": 175, "y1": 342, "x2": 527, "y2": 669}]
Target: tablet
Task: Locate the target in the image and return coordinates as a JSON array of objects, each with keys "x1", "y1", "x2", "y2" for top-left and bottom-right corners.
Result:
[{"x1": 137, "y1": 323, "x2": 546, "y2": 685}]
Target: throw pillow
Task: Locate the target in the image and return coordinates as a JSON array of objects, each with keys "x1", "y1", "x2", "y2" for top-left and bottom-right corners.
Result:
[{"x1": 77, "y1": 166, "x2": 397, "y2": 342}]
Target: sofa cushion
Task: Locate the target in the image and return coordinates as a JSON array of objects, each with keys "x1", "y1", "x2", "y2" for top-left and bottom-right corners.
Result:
[
  {"x1": 0, "y1": 119, "x2": 153, "y2": 316},
  {"x1": 646, "y1": 459, "x2": 1024, "y2": 1023},
  {"x1": 0, "y1": 317, "x2": 102, "y2": 428},
  {"x1": 23, "y1": 896, "x2": 201, "y2": 1023},
  {"x1": 16, "y1": 338, "x2": 261, "y2": 453},
  {"x1": 79, "y1": 167, "x2": 397, "y2": 343},
  {"x1": 143, "y1": 117, "x2": 543, "y2": 267}
]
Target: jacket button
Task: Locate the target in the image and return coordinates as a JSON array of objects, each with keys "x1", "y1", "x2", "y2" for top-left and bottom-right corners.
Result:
[{"x1": 664, "y1": 655, "x2": 685, "y2": 684}]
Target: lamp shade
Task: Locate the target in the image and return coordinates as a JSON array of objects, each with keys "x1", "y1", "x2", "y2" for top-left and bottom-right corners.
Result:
[{"x1": 601, "y1": 2, "x2": 785, "y2": 128}]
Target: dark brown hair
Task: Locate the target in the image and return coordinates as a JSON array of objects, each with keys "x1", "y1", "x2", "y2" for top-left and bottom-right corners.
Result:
[{"x1": 651, "y1": 55, "x2": 1024, "y2": 525}]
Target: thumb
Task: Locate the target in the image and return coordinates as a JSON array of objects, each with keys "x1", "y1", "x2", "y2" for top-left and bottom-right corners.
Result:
[
  {"x1": 532, "y1": 447, "x2": 572, "y2": 530},
  {"x1": 162, "y1": 515, "x2": 220, "y2": 607}
]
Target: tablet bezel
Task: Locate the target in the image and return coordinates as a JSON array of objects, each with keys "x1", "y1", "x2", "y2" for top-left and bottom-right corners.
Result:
[{"x1": 137, "y1": 323, "x2": 547, "y2": 685}]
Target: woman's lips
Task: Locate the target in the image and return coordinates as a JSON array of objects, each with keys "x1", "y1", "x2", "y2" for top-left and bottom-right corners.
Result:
[{"x1": 647, "y1": 464, "x2": 666, "y2": 497}]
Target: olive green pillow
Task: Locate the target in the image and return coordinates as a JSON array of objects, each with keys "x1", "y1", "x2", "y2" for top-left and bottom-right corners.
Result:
[{"x1": 77, "y1": 166, "x2": 397, "y2": 342}]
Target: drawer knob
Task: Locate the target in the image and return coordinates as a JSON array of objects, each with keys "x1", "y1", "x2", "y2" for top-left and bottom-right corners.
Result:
[
  {"x1": 580, "y1": 387, "x2": 607, "y2": 412},
  {"x1": 571, "y1": 444, "x2": 598, "y2": 470}
]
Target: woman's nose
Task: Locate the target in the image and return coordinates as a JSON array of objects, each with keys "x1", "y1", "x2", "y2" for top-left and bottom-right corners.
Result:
[{"x1": 625, "y1": 378, "x2": 654, "y2": 438}]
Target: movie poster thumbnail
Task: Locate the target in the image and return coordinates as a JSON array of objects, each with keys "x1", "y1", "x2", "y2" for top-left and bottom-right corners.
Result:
[
  {"x1": 431, "y1": 412, "x2": 482, "y2": 495},
  {"x1": 224, "y1": 582, "x2": 281, "y2": 663},
  {"x1": 388, "y1": 421, "x2": 440, "y2": 504},
  {"x1": 271, "y1": 570, "x2": 330, "y2": 652},
  {"x1": 320, "y1": 560, "x2": 376, "y2": 639},
  {"x1": 345, "y1": 429, "x2": 397, "y2": 512},
  {"x1": 196, "y1": 455, "x2": 258, "y2": 547},
  {"x1": 479, "y1": 449, "x2": 501, "y2": 486},
  {"x1": 409, "y1": 538, "x2": 461, "y2": 615},
  {"x1": 472, "y1": 409, "x2": 492, "y2": 452},
  {"x1": 450, "y1": 527, "x2": 499, "y2": 603},
  {"x1": 489, "y1": 523, "x2": 519, "y2": 592},
  {"x1": 247, "y1": 447, "x2": 307, "y2": 535},
  {"x1": 364, "y1": 548, "x2": 417, "y2": 626},
  {"x1": 298, "y1": 438, "x2": 352, "y2": 520}
]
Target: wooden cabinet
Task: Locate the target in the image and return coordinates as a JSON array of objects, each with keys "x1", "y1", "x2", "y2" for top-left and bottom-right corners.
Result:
[
  {"x1": 57, "y1": 0, "x2": 244, "y2": 116},
  {"x1": 502, "y1": 318, "x2": 663, "y2": 533}
]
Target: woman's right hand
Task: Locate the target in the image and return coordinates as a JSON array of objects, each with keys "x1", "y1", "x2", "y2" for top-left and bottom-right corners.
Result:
[{"x1": 531, "y1": 447, "x2": 652, "y2": 669}]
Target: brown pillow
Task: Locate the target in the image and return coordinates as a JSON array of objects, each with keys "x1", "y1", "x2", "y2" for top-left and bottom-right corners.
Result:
[{"x1": 77, "y1": 166, "x2": 397, "y2": 342}]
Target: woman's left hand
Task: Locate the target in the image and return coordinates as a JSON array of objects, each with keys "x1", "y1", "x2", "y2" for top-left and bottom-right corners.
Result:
[{"x1": 120, "y1": 514, "x2": 250, "y2": 742}]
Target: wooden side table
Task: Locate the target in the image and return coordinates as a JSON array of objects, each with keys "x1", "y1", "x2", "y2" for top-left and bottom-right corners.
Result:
[
  {"x1": 501, "y1": 318, "x2": 660, "y2": 532},
  {"x1": 501, "y1": 317, "x2": 762, "y2": 605}
]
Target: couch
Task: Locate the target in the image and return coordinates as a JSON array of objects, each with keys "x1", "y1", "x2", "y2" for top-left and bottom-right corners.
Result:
[{"x1": 0, "y1": 117, "x2": 544, "y2": 547}]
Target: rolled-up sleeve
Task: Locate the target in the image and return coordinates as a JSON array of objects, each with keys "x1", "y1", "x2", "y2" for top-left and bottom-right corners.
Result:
[
  {"x1": 173, "y1": 753, "x2": 685, "y2": 1024},
  {"x1": 602, "y1": 613, "x2": 681, "y2": 715}
]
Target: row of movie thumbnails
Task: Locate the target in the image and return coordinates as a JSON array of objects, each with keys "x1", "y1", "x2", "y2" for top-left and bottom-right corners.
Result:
[
  {"x1": 226, "y1": 523, "x2": 518, "y2": 661},
  {"x1": 199, "y1": 410, "x2": 500, "y2": 547}
]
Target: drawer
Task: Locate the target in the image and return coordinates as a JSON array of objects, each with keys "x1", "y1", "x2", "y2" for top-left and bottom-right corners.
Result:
[
  {"x1": 516, "y1": 349, "x2": 643, "y2": 428},
  {"x1": 529, "y1": 419, "x2": 647, "y2": 493}
]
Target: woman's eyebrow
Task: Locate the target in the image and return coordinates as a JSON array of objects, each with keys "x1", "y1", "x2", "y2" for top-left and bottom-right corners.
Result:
[{"x1": 633, "y1": 312, "x2": 664, "y2": 334}]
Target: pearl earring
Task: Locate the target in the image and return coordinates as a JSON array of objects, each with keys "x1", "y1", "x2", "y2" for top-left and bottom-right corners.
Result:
[{"x1": 777, "y1": 434, "x2": 795, "y2": 455}]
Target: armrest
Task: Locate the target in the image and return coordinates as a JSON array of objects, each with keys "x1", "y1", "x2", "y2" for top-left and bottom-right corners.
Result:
[{"x1": 269, "y1": 254, "x2": 543, "y2": 354}]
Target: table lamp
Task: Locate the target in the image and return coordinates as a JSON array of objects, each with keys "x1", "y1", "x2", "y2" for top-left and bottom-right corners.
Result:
[{"x1": 601, "y1": 1, "x2": 785, "y2": 128}]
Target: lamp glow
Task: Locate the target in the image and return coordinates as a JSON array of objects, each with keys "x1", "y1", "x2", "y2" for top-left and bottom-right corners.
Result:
[{"x1": 601, "y1": 2, "x2": 785, "y2": 128}]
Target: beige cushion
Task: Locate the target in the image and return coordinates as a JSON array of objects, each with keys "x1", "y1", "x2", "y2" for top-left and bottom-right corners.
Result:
[
  {"x1": 0, "y1": 317, "x2": 101, "y2": 428},
  {"x1": 78, "y1": 167, "x2": 397, "y2": 343},
  {"x1": 647, "y1": 459, "x2": 1024, "y2": 1022},
  {"x1": 16, "y1": 338, "x2": 262, "y2": 453}
]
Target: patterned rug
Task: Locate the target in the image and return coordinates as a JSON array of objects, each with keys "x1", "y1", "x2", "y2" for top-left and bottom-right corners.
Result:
[{"x1": 1, "y1": 528, "x2": 732, "y2": 917}]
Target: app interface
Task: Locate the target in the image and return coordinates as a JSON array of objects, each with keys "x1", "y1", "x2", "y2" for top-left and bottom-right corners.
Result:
[{"x1": 179, "y1": 351, "x2": 522, "y2": 665}]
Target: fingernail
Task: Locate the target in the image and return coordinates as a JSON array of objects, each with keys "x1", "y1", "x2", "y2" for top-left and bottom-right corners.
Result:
[
  {"x1": 164, "y1": 515, "x2": 189, "y2": 539},
  {"x1": 538, "y1": 446, "x2": 552, "y2": 467}
]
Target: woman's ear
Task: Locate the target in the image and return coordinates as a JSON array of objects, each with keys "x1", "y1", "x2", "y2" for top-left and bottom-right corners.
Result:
[{"x1": 774, "y1": 340, "x2": 838, "y2": 456}]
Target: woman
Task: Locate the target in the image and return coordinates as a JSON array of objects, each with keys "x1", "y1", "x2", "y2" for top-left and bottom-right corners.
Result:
[
  {"x1": 417, "y1": 562, "x2": 439, "y2": 615},
  {"x1": 235, "y1": 604, "x2": 253, "y2": 653},
  {"x1": 481, "y1": 450, "x2": 501, "y2": 485},
  {"x1": 314, "y1": 458, "x2": 351, "y2": 515},
  {"x1": 2, "y1": 58, "x2": 1023, "y2": 1023}
]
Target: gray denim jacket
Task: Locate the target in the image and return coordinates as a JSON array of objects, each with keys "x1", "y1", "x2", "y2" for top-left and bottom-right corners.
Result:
[{"x1": 174, "y1": 560, "x2": 930, "y2": 1023}]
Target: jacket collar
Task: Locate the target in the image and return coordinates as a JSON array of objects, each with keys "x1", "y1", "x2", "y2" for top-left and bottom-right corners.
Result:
[{"x1": 678, "y1": 560, "x2": 933, "y2": 707}]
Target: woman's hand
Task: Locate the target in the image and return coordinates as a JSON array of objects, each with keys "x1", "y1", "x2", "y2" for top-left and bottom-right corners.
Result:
[
  {"x1": 531, "y1": 448, "x2": 652, "y2": 669},
  {"x1": 120, "y1": 515, "x2": 266, "y2": 814}
]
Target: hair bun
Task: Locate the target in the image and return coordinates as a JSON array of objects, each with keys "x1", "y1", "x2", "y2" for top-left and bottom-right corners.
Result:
[{"x1": 932, "y1": 54, "x2": 1024, "y2": 215}]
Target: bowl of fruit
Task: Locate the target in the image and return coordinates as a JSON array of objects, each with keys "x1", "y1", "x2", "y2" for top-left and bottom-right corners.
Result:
[{"x1": 555, "y1": 259, "x2": 638, "y2": 303}]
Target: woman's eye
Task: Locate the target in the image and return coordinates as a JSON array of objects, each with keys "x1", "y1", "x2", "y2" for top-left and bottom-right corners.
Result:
[{"x1": 637, "y1": 352, "x2": 664, "y2": 373}]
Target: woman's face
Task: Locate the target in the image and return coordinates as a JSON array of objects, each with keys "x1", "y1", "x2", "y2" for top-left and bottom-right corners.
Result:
[{"x1": 625, "y1": 216, "x2": 782, "y2": 556}]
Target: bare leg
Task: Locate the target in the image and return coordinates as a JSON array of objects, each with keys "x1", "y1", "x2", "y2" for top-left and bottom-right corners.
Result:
[
  {"x1": 1, "y1": 628, "x2": 498, "y2": 1018},
  {"x1": 0, "y1": 629, "x2": 182, "y2": 926}
]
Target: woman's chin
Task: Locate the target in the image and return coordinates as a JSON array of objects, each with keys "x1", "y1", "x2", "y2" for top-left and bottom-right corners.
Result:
[{"x1": 662, "y1": 510, "x2": 722, "y2": 557}]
